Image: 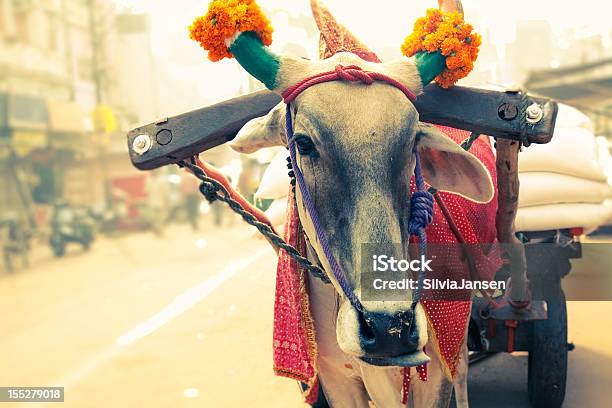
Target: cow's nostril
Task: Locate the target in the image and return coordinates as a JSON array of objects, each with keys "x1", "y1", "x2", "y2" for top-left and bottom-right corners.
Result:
[
  {"x1": 395, "y1": 310, "x2": 414, "y2": 333},
  {"x1": 357, "y1": 311, "x2": 376, "y2": 343},
  {"x1": 356, "y1": 309, "x2": 421, "y2": 358}
]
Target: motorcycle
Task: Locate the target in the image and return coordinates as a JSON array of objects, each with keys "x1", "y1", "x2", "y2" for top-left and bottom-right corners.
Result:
[
  {"x1": 49, "y1": 201, "x2": 95, "y2": 257},
  {"x1": 0, "y1": 214, "x2": 31, "y2": 273}
]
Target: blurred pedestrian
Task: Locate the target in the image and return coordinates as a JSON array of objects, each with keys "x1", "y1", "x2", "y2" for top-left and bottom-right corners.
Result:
[
  {"x1": 146, "y1": 171, "x2": 169, "y2": 236},
  {"x1": 181, "y1": 173, "x2": 202, "y2": 231}
]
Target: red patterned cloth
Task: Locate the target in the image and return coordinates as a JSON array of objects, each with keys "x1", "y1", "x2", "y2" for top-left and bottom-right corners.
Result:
[
  {"x1": 414, "y1": 126, "x2": 501, "y2": 378},
  {"x1": 272, "y1": 190, "x2": 320, "y2": 404},
  {"x1": 271, "y1": 1, "x2": 501, "y2": 401}
]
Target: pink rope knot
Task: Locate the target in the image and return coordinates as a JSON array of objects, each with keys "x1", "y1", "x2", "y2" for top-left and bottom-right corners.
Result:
[
  {"x1": 282, "y1": 64, "x2": 417, "y2": 103},
  {"x1": 334, "y1": 64, "x2": 374, "y2": 85}
]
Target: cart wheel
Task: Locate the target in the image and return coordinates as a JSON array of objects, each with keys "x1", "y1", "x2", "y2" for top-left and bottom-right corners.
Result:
[{"x1": 527, "y1": 285, "x2": 567, "y2": 408}]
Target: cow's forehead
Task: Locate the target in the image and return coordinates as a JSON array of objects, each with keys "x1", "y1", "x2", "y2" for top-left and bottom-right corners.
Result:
[{"x1": 292, "y1": 80, "x2": 419, "y2": 151}]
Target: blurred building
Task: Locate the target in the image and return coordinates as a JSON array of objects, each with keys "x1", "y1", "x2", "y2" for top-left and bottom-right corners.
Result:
[
  {"x1": 111, "y1": 12, "x2": 159, "y2": 126},
  {"x1": 526, "y1": 58, "x2": 612, "y2": 137},
  {"x1": 0, "y1": 0, "x2": 147, "y2": 231},
  {"x1": 504, "y1": 20, "x2": 554, "y2": 84},
  {"x1": 494, "y1": 18, "x2": 612, "y2": 138}
]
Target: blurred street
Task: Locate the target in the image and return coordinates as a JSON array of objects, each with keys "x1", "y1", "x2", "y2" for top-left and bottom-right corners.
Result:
[
  {"x1": 0, "y1": 223, "x2": 610, "y2": 407},
  {"x1": 0, "y1": 224, "x2": 304, "y2": 407}
]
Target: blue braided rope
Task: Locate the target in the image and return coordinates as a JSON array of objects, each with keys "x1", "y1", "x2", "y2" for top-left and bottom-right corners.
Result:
[
  {"x1": 409, "y1": 143, "x2": 434, "y2": 304},
  {"x1": 286, "y1": 107, "x2": 365, "y2": 312}
]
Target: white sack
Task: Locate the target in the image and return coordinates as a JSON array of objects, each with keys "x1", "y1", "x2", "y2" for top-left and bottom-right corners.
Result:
[
  {"x1": 265, "y1": 197, "x2": 288, "y2": 231},
  {"x1": 516, "y1": 202, "x2": 611, "y2": 232},
  {"x1": 252, "y1": 146, "x2": 286, "y2": 165},
  {"x1": 255, "y1": 149, "x2": 290, "y2": 199},
  {"x1": 595, "y1": 136, "x2": 612, "y2": 183},
  {"x1": 555, "y1": 103, "x2": 594, "y2": 132},
  {"x1": 605, "y1": 199, "x2": 612, "y2": 226},
  {"x1": 519, "y1": 172, "x2": 612, "y2": 208},
  {"x1": 518, "y1": 126, "x2": 606, "y2": 181}
]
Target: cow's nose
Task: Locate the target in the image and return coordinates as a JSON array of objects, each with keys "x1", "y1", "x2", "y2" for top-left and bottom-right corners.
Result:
[{"x1": 357, "y1": 309, "x2": 420, "y2": 357}]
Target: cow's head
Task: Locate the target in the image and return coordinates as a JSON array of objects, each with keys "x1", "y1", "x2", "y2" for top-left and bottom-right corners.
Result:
[{"x1": 223, "y1": 0, "x2": 492, "y2": 366}]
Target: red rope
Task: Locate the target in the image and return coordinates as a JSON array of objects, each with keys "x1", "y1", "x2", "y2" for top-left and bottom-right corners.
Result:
[
  {"x1": 191, "y1": 156, "x2": 277, "y2": 235},
  {"x1": 282, "y1": 65, "x2": 417, "y2": 104}
]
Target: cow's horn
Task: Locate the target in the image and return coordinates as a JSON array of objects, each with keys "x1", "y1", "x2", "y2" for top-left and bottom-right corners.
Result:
[
  {"x1": 415, "y1": 0, "x2": 463, "y2": 86},
  {"x1": 438, "y1": 0, "x2": 464, "y2": 14},
  {"x1": 402, "y1": 0, "x2": 481, "y2": 88},
  {"x1": 228, "y1": 32, "x2": 281, "y2": 90},
  {"x1": 411, "y1": 0, "x2": 468, "y2": 87},
  {"x1": 189, "y1": 1, "x2": 284, "y2": 90}
]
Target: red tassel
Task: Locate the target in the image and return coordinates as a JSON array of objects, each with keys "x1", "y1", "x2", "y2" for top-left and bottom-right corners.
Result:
[
  {"x1": 402, "y1": 367, "x2": 411, "y2": 404},
  {"x1": 416, "y1": 363, "x2": 428, "y2": 382}
]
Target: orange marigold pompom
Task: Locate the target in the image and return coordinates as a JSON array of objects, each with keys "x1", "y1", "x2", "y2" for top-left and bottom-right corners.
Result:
[
  {"x1": 401, "y1": 9, "x2": 481, "y2": 88},
  {"x1": 189, "y1": 0, "x2": 273, "y2": 62}
]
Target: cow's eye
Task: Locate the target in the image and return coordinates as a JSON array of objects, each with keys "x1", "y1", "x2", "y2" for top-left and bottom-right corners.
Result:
[{"x1": 294, "y1": 135, "x2": 316, "y2": 156}]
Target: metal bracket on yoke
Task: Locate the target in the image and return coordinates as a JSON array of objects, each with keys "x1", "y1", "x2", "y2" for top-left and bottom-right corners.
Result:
[
  {"x1": 126, "y1": 84, "x2": 558, "y2": 170},
  {"x1": 474, "y1": 297, "x2": 548, "y2": 321}
]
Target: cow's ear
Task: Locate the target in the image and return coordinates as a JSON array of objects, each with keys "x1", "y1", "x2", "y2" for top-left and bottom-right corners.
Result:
[
  {"x1": 416, "y1": 123, "x2": 494, "y2": 203},
  {"x1": 229, "y1": 103, "x2": 286, "y2": 154}
]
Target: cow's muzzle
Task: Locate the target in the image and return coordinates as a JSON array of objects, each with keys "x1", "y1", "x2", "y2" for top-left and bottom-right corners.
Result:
[{"x1": 336, "y1": 301, "x2": 430, "y2": 367}]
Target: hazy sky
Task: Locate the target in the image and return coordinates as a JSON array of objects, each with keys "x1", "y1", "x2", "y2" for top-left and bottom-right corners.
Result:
[
  {"x1": 113, "y1": 0, "x2": 611, "y2": 40},
  {"x1": 111, "y1": 0, "x2": 611, "y2": 115},
  {"x1": 114, "y1": 0, "x2": 611, "y2": 72}
]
